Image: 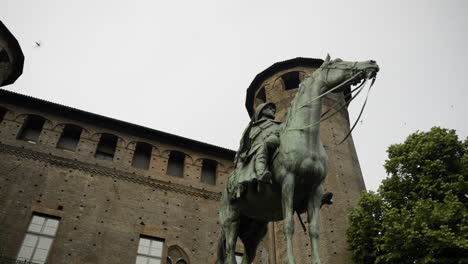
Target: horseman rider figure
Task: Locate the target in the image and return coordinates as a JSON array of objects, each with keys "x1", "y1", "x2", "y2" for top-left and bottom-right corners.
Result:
[{"x1": 228, "y1": 102, "x2": 281, "y2": 201}]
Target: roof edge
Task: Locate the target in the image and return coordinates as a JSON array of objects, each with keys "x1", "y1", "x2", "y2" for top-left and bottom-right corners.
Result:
[
  {"x1": 245, "y1": 57, "x2": 324, "y2": 116},
  {"x1": 0, "y1": 89, "x2": 236, "y2": 160}
]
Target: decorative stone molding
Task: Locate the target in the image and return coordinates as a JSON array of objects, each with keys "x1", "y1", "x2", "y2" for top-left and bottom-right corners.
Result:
[{"x1": 0, "y1": 143, "x2": 222, "y2": 201}]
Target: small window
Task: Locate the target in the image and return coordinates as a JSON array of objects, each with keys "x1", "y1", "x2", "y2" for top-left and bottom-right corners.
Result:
[
  {"x1": 201, "y1": 159, "x2": 217, "y2": 185},
  {"x1": 17, "y1": 214, "x2": 60, "y2": 264},
  {"x1": 136, "y1": 236, "x2": 164, "y2": 264},
  {"x1": 95, "y1": 133, "x2": 118, "y2": 161},
  {"x1": 282, "y1": 71, "x2": 300, "y2": 90},
  {"x1": 167, "y1": 151, "x2": 185, "y2": 178},
  {"x1": 132, "y1": 142, "x2": 152, "y2": 170},
  {"x1": 17, "y1": 115, "x2": 46, "y2": 143},
  {"x1": 56, "y1": 124, "x2": 82, "y2": 151}
]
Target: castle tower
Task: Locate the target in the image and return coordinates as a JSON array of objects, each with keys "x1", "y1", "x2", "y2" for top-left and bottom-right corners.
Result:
[{"x1": 246, "y1": 57, "x2": 366, "y2": 263}]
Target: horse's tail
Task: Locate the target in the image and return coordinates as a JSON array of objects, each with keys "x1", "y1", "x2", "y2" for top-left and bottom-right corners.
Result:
[{"x1": 217, "y1": 229, "x2": 227, "y2": 264}]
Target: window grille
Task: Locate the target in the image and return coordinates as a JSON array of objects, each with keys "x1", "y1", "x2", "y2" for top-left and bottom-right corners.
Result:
[
  {"x1": 16, "y1": 214, "x2": 60, "y2": 264},
  {"x1": 135, "y1": 236, "x2": 164, "y2": 264}
]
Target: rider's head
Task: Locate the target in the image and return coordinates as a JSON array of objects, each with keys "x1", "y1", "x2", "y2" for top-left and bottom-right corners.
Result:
[{"x1": 254, "y1": 102, "x2": 276, "y2": 121}]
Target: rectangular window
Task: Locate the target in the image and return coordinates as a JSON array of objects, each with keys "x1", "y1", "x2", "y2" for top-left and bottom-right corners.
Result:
[
  {"x1": 167, "y1": 151, "x2": 185, "y2": 178},
  {"x1": 17, "y1": 214, "x2": 60, "y2": 264},
  {"x1": 17, "y1": 115, "x2": 46, "y2": 143},
  {"x1": 136, "y1": 236, "x2": 164, "y2": 264},
  {"x1": 201, "y1": 159, "x2": 217, "y2": 185},
  {"x1": 132, "y1": 142, "x2": 152, "y2": 170},
  {"x1": 95, "y1": 133, "x2": 117, "y2": 161},
  {"x1": 56, "y1": 124, "x2": 82, "y2": 151}
]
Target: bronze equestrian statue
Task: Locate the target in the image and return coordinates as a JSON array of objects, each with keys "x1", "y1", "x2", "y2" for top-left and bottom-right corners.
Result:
[{"x1": 218, "y1": 55, "x2": 379, "y2": 264}]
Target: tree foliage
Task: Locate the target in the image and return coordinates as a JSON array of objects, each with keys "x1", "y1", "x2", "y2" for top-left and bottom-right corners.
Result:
[{"x1": 347, "y1": 127, "x2": 468, "y2": 264}]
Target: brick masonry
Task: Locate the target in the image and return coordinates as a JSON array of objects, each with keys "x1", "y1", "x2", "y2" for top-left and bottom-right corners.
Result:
[{"x1": 0, "y1": 93, "x2": 250, "y2": 264}]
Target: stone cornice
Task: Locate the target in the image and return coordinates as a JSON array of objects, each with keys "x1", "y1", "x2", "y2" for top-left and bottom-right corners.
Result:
[{"x1": 0, "y1": 143, "x2": 222, "y2": 201}]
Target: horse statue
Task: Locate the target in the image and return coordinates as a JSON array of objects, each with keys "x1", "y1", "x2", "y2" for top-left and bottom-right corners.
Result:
[{"x1": 217, "y1": 55, "x2": 379, "y2": 264}]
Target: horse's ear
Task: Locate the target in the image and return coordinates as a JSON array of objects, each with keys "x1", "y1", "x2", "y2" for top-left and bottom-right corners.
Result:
[{"x1": 321, "y1": 53, "x2": 331, "y2": 68}]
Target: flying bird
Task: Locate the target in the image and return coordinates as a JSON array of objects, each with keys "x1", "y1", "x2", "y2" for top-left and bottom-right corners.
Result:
[{"x1": 34, "y1": 41, "x2": 41, "y2": 47}]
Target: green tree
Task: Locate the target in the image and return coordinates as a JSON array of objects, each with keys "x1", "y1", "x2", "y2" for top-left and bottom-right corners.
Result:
[{"x1": 347, "y1": 127, "x2": 468, "y2": 264}]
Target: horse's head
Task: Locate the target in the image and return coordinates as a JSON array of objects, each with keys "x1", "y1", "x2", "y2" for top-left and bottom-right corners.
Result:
[{"x1": 314, "y1": 54, "x2": 379, "y2": 93}]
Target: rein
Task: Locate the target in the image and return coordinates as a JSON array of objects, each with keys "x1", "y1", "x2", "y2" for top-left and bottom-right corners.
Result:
[
  {"x1": 323, "y1": 77, "x2": 375, "y2": 148},
  {"x1": 295, "y1": 70, "x2": 364, "y2": 111},
  {"x1": 282, "y1": 65, "x2": 376, "y2": 147}
]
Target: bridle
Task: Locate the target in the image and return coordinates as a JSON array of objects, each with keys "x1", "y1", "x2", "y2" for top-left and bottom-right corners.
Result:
[
  {"x1": 283, "y1": 60, "x2": 377, "y2": 147},
  {"x1": 321, "y1": 61, "x2": 362, "y2": 88}
]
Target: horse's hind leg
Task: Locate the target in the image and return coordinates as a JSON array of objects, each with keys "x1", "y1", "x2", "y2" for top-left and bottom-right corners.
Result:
[
  {"x1": 239, "y1": 218, "x2": 268, "y2": 264},
  {"x1": 281, "y1": 174, "x2": 296, "y2": 264},
  {"x1": 307, "y1": 184, "x2": 324, "y2": 264},
  {"x1": 219, "y1": 191, "x2": 240, "y2": 264}
]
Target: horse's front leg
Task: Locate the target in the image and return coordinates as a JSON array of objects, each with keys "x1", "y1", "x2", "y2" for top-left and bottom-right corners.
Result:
[
  {"x1": 281, "y1": 173, "x2": 296, "y2": 264},
  {"x1": 307, "y1": 184, "x2": 324, "y2": 264}
]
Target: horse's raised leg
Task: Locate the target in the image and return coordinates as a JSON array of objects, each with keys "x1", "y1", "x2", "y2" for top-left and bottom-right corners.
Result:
[
  {"x1": 219, "y1": 191, "x2": 240, "y2": 264},
  {"x1": 282, "y1": 174, "x2": 296, "y2": 264},
  {"x1": 239, "y1": 217, "x2": 268, "y2": 264},
  {"x1": 307, "y1": 184, "x2": 324, "y2": 264}
]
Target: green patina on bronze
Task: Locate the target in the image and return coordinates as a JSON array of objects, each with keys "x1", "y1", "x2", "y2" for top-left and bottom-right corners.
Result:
[{"x1": 218, "y1": 55, "x2": 379, "y2": 264}]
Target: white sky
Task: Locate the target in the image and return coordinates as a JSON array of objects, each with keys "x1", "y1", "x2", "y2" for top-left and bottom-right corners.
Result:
[{"x1": 1, "y1": 0, "x2": 467, "y2": 191}]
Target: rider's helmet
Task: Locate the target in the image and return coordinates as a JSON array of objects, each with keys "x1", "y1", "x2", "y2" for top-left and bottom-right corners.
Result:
[{"x1": 253, "y1": 102, "x2": 276, "y2": 121}]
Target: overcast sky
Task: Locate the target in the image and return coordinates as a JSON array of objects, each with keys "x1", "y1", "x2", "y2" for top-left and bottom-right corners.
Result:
[{"x1": 2, "y1": 0, "x2": 467, "y2": 191}]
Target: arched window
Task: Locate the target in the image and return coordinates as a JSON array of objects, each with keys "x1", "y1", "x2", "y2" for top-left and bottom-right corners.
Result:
[
  {"x1": 56, "y1": 124, "x2": 82, "y2": 151},
  {"x1": 201, "y1": 159, "x2": 217, "y2": 185},
  {"x1": 255, "y1": 86, "x2": 266, "y2": 103},
  {"x1": 17, "y1": 115, "x2": 46, "y2": 143},
  {"x1": 132, "y1": 142, "x2": 152, "y2": 170},
  {"x1": 166, "y1": 245, "x2": 190, "y2": 264},
  {"x1": 167, "y1": 151, "x2": 185, "y2": 178},
  {"x1": 95, "y1": 133, "x2": 117, "y2": 161},
  {"x1": 281, "y1": 71, "x2": 301, "y2": 90}
]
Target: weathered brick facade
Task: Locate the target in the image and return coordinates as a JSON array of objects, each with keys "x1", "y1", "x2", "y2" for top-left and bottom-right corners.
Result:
[
  {"x1": 0, "y1": 57, "x2": 365, "y2": 264},
  {"x1": 0, "y1": 90, "x2": 243, "y2": 263}
]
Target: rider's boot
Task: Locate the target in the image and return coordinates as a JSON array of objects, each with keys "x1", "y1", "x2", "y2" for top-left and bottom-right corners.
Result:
[{"x1": 255, "y1": 153, "x2": 271, "y2": 193}]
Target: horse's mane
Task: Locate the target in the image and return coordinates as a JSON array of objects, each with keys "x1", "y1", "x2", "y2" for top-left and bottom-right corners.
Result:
[{"x1": 280, "y1": 71, "x2": 318, "y2": 132}]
